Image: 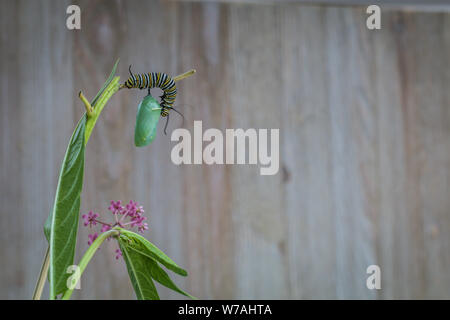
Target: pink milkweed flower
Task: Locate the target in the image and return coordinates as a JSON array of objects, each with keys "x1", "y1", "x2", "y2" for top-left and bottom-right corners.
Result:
[
  {"x1": 125, "y1": 200, "x2": 140, "y2": 217},
  {"x1": 82, "y1": 200, "x2": 149, "y2": 258},
  {"x1": 115, "y1": 249, "x2": 123, "y2": 260},
  {"x1": 82, "y1": 211, "x2": 99, "y2": 227},
  {"x1": 130, "y1": 212, "x2": 146, "y2": 226},
  {"x1": 88, "y1": 233, "x2": 98, "y2": 245},
  {"x1": 108, "y1": 200, "x2": 124, "y2": 215},
  {"x1": 138, "y1": 222, "x2": 149, "y2": 233},
  {"x1": 100, "y1": 224, "x2": 113, "y2": 241},
  {"x1": 101, "y1": 224, "x2": 112, "y2": 233}
]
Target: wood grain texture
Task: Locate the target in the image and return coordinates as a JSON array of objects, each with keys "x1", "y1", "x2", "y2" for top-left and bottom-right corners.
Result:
[
  {"x1": 0, "y1": 0, "x2": 449, "y2": 299},
  {"x1": 172, "y1": 0, "x2": 450, "y2": 12}
]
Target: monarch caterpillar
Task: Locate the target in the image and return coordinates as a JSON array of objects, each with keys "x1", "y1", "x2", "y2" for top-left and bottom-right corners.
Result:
[
  {"x1": 122, "y1": 66, "x2": 195, "y2": 146},
  {"x1": 121, "y1": 66, "x2": 177, "y2": 118}
]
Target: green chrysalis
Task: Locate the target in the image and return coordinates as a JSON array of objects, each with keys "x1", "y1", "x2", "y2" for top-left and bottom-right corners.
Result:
[{"x1": 134, "y1": 95, "x2": 161, "y2": 147}]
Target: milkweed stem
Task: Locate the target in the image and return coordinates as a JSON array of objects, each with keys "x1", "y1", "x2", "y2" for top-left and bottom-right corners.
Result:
[
  {"x1": 79, "y1": 91, "x2": 94, "y2": 116},
  {"x1": 32, "y1": 246, "x2": 50, "y2": 300},
  {"x1": 173, "y1": 69, "x2": 196, "y2": 82},
  {"x1": 84, "y1": 76, "x2": 120, "y2": 142},
  {"x1": 61, "y1": 229, "x2": 120, "y2": 300}
]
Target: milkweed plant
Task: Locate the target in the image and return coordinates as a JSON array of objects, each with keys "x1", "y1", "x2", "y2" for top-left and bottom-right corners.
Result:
[{"x1": 32, "y1": 60, "x2": 196, "y2": 300}]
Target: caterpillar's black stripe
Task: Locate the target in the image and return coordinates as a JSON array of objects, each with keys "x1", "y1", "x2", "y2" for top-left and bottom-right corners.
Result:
[{"x1": 124, "y1": 72, "x2": 177, "y2": 117}]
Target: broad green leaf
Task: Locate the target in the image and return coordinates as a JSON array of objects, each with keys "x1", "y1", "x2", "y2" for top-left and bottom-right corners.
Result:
[
  {"x1": 146, "y1": 258, "x2": 195, "y2": 299},
  {"x1": 134, "y1": 95, "x2": 161, "y2": 147},
  {"x1": 44, "y1": 60, "x2": 120, "y2": 298},
  {"x1": 118, "y1": 231, "x2": 194, "y2": 299},
  {"x1": 91, "y1": 59, "x2": 119, "y2": 106},
  {"x1": 44, "y1": 59, "x2": 120, "y2": 241},
  {"x1": 46, "y1": 116, "x2": 86, "y2": 298},
  {"x1": 119, "y1": 238, "x2": 160, "y2": 300},
  {"x1": 119, "y1": 229, "x2": 188, "y2": 276}
]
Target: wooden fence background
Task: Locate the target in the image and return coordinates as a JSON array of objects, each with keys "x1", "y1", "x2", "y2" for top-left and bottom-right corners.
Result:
[{"x1": 1, "y1": 0, "x2": 450, "y2": 299}]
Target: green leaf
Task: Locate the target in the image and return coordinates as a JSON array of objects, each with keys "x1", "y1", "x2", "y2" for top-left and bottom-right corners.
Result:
[
  {"x1": 46, "y1": 115, "x2": 86, "y2": 298},
  {"x1": 119, "y1": 238, "x2": 160, "y2": 300},
  {"x1": 119, "y1": 229, "x2": 188, "y2": 277},
  {"x1": 146, "y1": 259, "x2": 196, "y2": 299},
  {"x1": 118, "y1": 231, "x2": 194, "y2": 300},
  {"x1": 84, "y1": 76, "x2": 120, "y2": 142},
  {"x1": 44, "y1": 59, "x2": 120, "y2": 298},
  {"x1": 91, "y1": 58, "x2": 119, "y2": 106},
  {"x1": 44, "y1": 59, "x2": 120, "y2": 242},
  {"x1": 134, "y1": 95, "x2": 161, "y2": 147}
]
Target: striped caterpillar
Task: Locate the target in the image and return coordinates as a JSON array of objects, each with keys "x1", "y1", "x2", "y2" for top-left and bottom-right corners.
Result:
[{"x1": 121, "y1": 66, "x2": 177, "y2": 118}]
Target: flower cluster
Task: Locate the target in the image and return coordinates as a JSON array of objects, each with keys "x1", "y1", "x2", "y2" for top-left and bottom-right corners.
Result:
[{"x1": 81, "y1": 200, "x2": 148, "y2": 259}]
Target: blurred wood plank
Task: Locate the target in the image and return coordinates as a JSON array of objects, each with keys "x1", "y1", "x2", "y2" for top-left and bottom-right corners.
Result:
[
  {"x1": 1, "y1": 0, "x2": 450, "y2": 299},
  {"x1": 176, "y1": 2, "x2": 237, "y2": 299},
  {"x1": 172, "y1": 0, "x2": 450, "y2": 12},
  {"x1": 173, "y1": 0, "x2": 450, "y2": 3},
  {"x1": 413, "y1": 14, "x2": 450, "y2": 299},
  {"x1": 281, "y1": 6, "x2": 337, "y2": 299},
  {"x1": 0, "y1": 0, "x2": 74, "y2": 299},
  {"x1": 70, "y1": 0, "x2": 132, "y2": 300},
  {"x1": 227, "y1": 4, "x2": 289, "y2": 298}
]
